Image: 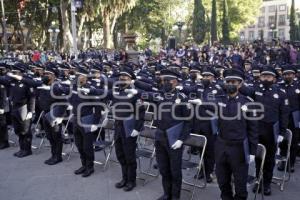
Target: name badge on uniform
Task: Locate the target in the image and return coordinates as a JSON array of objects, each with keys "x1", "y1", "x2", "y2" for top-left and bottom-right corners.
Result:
[
  {"x1": 273, "y1": 94, "x2": 279, "y2": 99},
  {"x1": 212, "y1": 90, "x2": 217, "y2": 94},
  {"x1": 255, "y1": 92, "x2": 263, "y2": 96},
  {"x1": 197, "y1": 88, "x2": 204, "y2": 92},
  {"x1": 185, "y1": 83, "x2": 190, "y2": 86}
]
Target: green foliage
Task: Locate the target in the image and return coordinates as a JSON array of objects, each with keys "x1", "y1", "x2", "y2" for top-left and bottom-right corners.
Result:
[{"x1": 192, "y1": 0, "x2": 206, "y2": 44}]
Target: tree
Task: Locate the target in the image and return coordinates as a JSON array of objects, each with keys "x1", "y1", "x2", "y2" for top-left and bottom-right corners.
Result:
[
  {"x1": 99, "y1": 0, "x2": 137, "y2": 48},
  {"x1": 210, "y1": 0, "x2": 217, "y2": 43},
  {"x1": 290, "y1": 0, "x2": 297, "y2": 41},
  {"x1": 192, "y1": 0, "x2": 206, "y2": 44},
  {"x1": 221, "y1": 0, "x2": 230, "y2": 44}
]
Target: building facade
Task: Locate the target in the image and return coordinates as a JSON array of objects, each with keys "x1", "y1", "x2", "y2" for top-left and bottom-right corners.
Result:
[{"x1": 240, "y1": 0, "x2": 300, "y2": 42}]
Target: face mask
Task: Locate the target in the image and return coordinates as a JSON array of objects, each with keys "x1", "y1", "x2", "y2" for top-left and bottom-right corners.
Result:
[
  {"x1": 225, "y1": 84, "x2": 238, "y2": 94},
  {"x1": 69, "y1": 71, "x2": 76, "y2": 75},
  {"x1": 34, "y1": 71, "x2": 41, "y2": 77},
  {"x1": 284, "y1": 78, "x2": 293, "y2": 84},
  {"x1": 162, "y1": 82, "x2": 173, "y2": 92},
  {"x1": 190, "y1": 73, "x2": 197, "y2": 81},
  {"x1": 202, "y1": 79, "x2": 211, "y2": 87},
  {"x1": 262, "y1": 80, "x2": 273, "y2": 88},
  {"x1": 42, "y1": 76, "x2": 50, "y2": 85}
]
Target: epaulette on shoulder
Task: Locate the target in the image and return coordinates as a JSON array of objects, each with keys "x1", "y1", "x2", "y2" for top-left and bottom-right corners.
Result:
[
  {"x1": 179, "y1": 92, "x2": 187, "y2": 99},
  {"x1": 246, "y1": 96, "x2": 254, "y2": 102}
]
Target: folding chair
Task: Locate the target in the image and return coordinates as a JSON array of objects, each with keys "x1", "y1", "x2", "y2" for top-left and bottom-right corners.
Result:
[
  {"x1": 182, "y1": 134, "x2": 207, "y2": 200},
  {"x1": 31, "y1": 111, "x2": 47, "y2": 151},
  {"x1": 273, "y1": 129, "x2": 293, "y2": 191},
  {"x1": 253, "y1": 144, "x2": 267, "y2": 200},
  {"x1": 62, "y1": 114, "x2": 75, "y2": 161},
  {"x1": 93, "y1": 104, "x2": 116, "y2": 171}
]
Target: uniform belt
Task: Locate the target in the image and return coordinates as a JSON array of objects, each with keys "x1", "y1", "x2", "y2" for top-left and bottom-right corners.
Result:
[{"x1": 217, "y1": 136, "x2": 244, "y2": 146}]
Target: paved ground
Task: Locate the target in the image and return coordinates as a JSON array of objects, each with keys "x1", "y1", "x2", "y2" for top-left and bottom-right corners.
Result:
[{"x1": 0, "y1": 136, "x2": 299, "y2": 200}]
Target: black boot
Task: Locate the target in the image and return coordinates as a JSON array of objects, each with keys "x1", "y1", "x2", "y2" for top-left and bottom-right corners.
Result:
[
  {"x1": 0, "y1": 142, "x2": 9, "y2": 149},
  {"x1": 74, "y1": 166, "x2": 86, "y2": 175},
  {"x1": 82, "y1": 168, "x2": 94, "y2": 177},
  {"x1": 115, "y1": 179, "x2": 127, "y2": 188},
  {"x1": 123, "y1": 182, "x2": 136, "y2": 192},
  {"x1": 263, "y1": 184, "x2": 271, "y2": 196}
]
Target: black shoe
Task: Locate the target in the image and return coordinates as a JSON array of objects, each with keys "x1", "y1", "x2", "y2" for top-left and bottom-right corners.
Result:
[
  {"x1": 13, "y1": 150, "x2": 23, "y2": 157},
  {"x1": 290, "y1": 165, "x2": 295, "y2": 173},
  {"x1": 47, "y1": 157, "x2": 63, "y2": 165},
  {"x1": 82, "y1": 168, "x2": 94, "y2": 177},
  {"x1": 115, "y1": 179, "x2": 127, "y2": 189},
  {"x1": 156, "y1": 195, "x2": 171, "y2": 200},
  {"x1": 264, "y1": 185, "x2": 271, "y2": 196},
  {"x1": 0, "y1": 143, "x2": 9, "y2": 149},
  {"x1": 44, "y1": 157, "x2": 55, "y2": 165},
  {"x1": 252, "y1": 183, "x2": 262, "y2": 194},
  {"x1": 123, "y1": 182, "x2": 136, "y2": 192},
  {"x1": 74, "y1": 166, "x2": 86, "y2": 175},
  {"x1": 277, "y1": 161, "x2": 286, "y2": 171},
  {"x1": 17, "y1": 151, "x2": 32, "y2": 158},
  {"x1": 206, "y1": 175, "x2": 213, "y2": 183}
]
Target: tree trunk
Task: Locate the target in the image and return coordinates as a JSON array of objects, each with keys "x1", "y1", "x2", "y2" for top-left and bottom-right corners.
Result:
[
  {"x1": 60, "y1": 0, "x2": 73, "y2": 52},
  {"x1": 103, "y1": 11, "x2": 114, "y2": 49}
]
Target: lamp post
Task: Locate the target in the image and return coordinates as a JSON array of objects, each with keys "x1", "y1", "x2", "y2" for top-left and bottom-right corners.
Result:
[
  {"x1": 173, "y1": 21, "x2": 186, "y2": 44},
  {"x1": 48, "y1": 22, "x2": 60, "y2": 52}
]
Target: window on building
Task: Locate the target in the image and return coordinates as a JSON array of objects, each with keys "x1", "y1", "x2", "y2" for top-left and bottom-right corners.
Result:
[
  {"x1": 278, "y1": 29, "x2": 285, "y2": 39},
  {"x1": 278, "y1": 15, "x2": 286, "y2": 26},
  {"x1": 258, "y1": 16, "x2": 265, "y2": 27},
  {"x1": 268, "y1": 31, "x2": 273, "y2": 39},
  {"x1": 258, "y1": 30, "x2": 264, "y2": 40},
  {"x1": 279, "y1": 5, "x2": 286, "y2": 11},
  {"x1": 268, "y1": 16, "x2": 276, "y2": 27},
  {"x1": 260, "y1": 7, "x2": 265, "y2": 13},
  {"x1": 269, "y1": 5, "x2": 276, "y2": 12}
]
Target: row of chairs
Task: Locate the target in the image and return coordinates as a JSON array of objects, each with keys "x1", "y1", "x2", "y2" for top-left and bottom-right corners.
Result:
[{"x1": 7, "y1": 102, "x2": 294, "y2": 200}]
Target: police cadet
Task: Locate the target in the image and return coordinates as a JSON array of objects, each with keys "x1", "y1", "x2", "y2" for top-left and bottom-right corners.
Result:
[
  {"x1": 278, "y1": 65, "x2": 300, "y2": 172},
  {"x1": 241, "y1": 66, "x2": 290, "y2": 195},
  {"x1": 190, "y1": 68, "x2": 258, "y2": 200},
  {"x1": 0, "y1": 63, "x2": 35, "y2": 157},
  {"x1": 0, "y1": 64, "x2": 10, "y2": 149},
  {"x1": 85, "y1": 65, "x2": 145, "y2": 191},
  {"x1": 69, "y1": 67, "x2": 101, "y2": 177},
  {"x1": 19, "y1": 65, "x2": 68, "y2": 165},
  {"x1": 190, "y1": 67, "x2": 224, "y2": 183},
  {"x1": 140, "y1": 68, "x2": 192, "y2": 200}
]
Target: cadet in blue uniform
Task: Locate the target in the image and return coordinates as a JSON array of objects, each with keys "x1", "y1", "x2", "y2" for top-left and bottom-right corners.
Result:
[
  {"x1": 0, "y1": 64, "x2": 10, "y2": 149},
  {"x1": 189, "y1": 68, "x2": 258, "y2": 200},
  {"x1": 278, "y1": 65, "x2": 300, "y2": 172},
  {"x1": 86, "y1": 66, "x2": 145, "y2": 191},
  {"x1": 141, "y1": 69, "x2": 192, "y2": 200},
  {"x1": 20, "y1": 66, "x2": 68, "y2": 165},
  {"x1": 241, "y1": 66, "x2": 290, "y2": 195},
  {"x1": 0, "y1": 63, "x2": 35, "y2": 157}
]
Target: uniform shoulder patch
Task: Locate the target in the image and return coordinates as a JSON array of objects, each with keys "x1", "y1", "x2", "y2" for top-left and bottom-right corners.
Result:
[
  {"x1": 279, "y1": 88, "x2": 286, "y2": 93},
  {"x1": 178, "y1": 92, "x2": 187, "y2": 99}
]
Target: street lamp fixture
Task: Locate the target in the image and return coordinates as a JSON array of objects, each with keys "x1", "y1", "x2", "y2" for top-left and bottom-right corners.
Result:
[{"x1": 48, "y1": 22, "x2": 60, "y2": 52}]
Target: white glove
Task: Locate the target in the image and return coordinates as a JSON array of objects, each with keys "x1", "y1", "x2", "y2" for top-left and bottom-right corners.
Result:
[
  {"x1": 249, "y1": 155, "x2": 255, "y2": 163},
  {"x1": 25, "y1": 112, "x2": 33, "y2": 120},
  {"x1": 188, "y1": 99, "x2": 202, "y2": 105},
  {"x1": 37, "y1": 85, "x2": 51, "y2": 90},
  {"x1": 7, "y1": 72, "x2": 22, "y2": 81},
  {"x1": 130, "y1": 129, "x2": 139, "y2": 137},
  {"x1": 78, "y1": 88, "x2": 90, "y2": 94},
  {"x1": 0, "y1": 109, "x2": 4, "y2": 115},
  {"x1": 277, "y1": 135, "x2": 284, "y2": 143},
  {"x1": 52, "y1": 117, "x2": 63, "y2": 126},
  {"x1": 171, "y1": 140, "x2": 183, "y2": 150},
  {"x1": 176, "y1": 86, "x2": 183, "y2": 91},
  {"x1": 124, "y1": 89, "x2": 138, "y2": 95},
  {"x1": 91, "y1": 125, "x2": 98, "y2": 132},
  {"x1": 67, "y1": 105, "x2": 73, "y2": 110}
]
